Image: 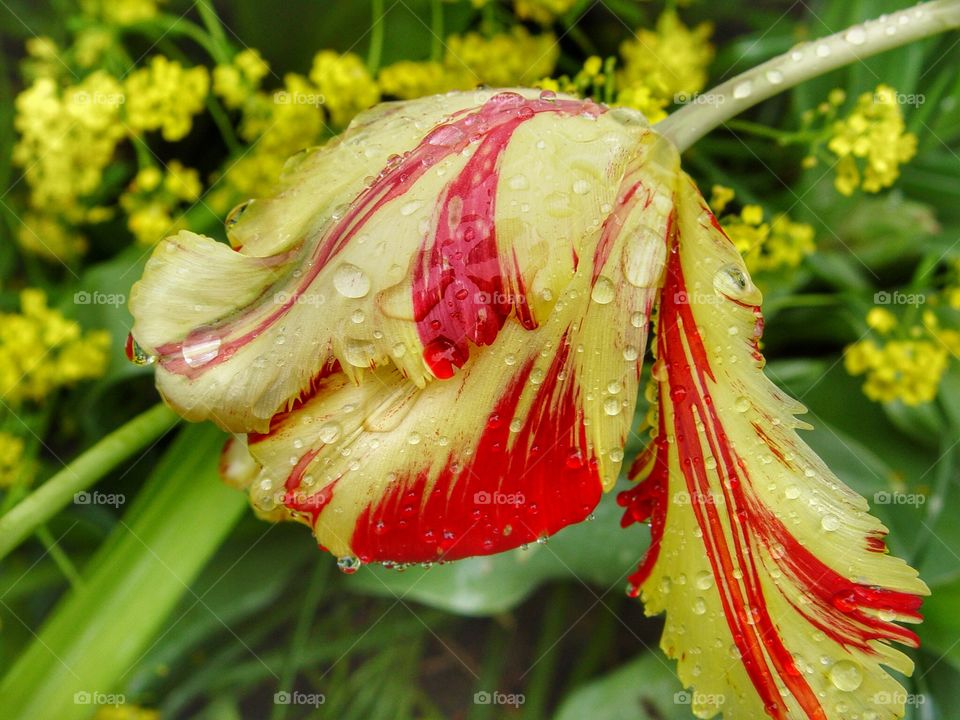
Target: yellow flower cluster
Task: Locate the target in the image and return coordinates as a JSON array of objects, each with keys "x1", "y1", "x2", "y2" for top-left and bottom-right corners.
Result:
[
  {"x1": 14, "y1": 71, "x2": 125, "y2": 212},
  {"x1": 537, "y1": 56, "x2": 612, "y2": 101},
  {"x1": 0, "y1": 290, "x2": 111, "y2": 406},
  {"x1": 124, "y1": 56, "x2": 210, "y2": 141},
  {"x1": 120, "y1": 162, "x2": 203, "y2": 245},
  {"x1": 309, "y1": 51, "x2": 381, "y2": 128},
  {"x1": 617, "y1": 10, "x2": 714, "y2": 123},
  {"x1": 378, "y1": 61, "x2": 461, "y2": 100},
  {"x1": 0, "y1": 432, "x2": 25, "y2": 488},
  {"x1": 827, "y1": 85, "x2": 917, "y2": 196},
  {"x1": 446, "y1": 27, "x2": 560, "y2": 88},
  {"x1": 92, "y1": 705, "x2": 160, "y2": 720},
  {"x1": 514, "y1": 0, "x2": 576, "y2": 24},
  {"x1": 213, "y1": 48, "x2": 271, "y2": 110},
  {"x1": 709, "y1": 186, "x2": 816, "y2": 274},
  {"x1": 845, "y1": 338, "x2": 948, "y2": 405}
]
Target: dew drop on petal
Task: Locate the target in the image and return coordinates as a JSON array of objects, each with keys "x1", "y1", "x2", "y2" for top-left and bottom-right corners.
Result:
[
  {"x1": 603, "y1": 397, "x2": 621, "y2": 416},
  {"x1": 591, "y1": 276, "x2": 616, "y2": 305},
  {"x1": 734, "y1": 396, "x2": 751, "y2": 413},
  {"x1": 845, "y1": 27, "x2": 866, "y2": 45},
  {"x1": 821, "y1": 515, "x2": 840, "y2": 532},
  {"x1": 181, "y1": 329, "x2": 221, "y2": 368},
  {"x1": 829, "y1": 660, "x2": 863, "y2": 691},
  {"x1": 623, "y1": 345, "x2": 639, "y2": 361},
  {"x1": 337, "y1": 555, "x2": 362, "y2": 574},
  {"x1": 695, "y1": 570, "x2": 714, "y2": 590},
  {"x1": 344, "y1": 338, "x2": 376, "y2": 367},
  {"x1": 572, "y1": 179, "x2": 592, "y2": 195},
  {"x1": 333, "y1": 263, "x2": 371, "y2": 298},
  {"x1": 609, "y1": 447, "x2": 625, "y2": 463},
  {"x1": 318, "y1": 421, "x2": 342, "y2": 444},
  {"x1": 765, "y1": 69, "x2": 784, "y2": 85},
  {"x1": 713, "y1": 263, "x2": 755, "y2": 301},
  {"x1": 508, "y1": 174, "x2": 529, "y2": 190}
]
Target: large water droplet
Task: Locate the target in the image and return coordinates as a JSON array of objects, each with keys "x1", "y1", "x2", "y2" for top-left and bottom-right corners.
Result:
[
  {"x1": 603, "y1": 397, "x2": 621, "y2": 416},
  {"x1": 337, "y1": 555, "x2": 362, "y2": 574},
  {"x1": 695, "y1": 570, "x2": 714, "y2": 590},
  {"x1": 181, "y1": 329, "x2": 221, "y2": 368},
  {"x1": 344, "y1": 338, "x2": 376, "y2": 367},
  {"x1": 125, "y1": 333, "x2": 156, "y2": 366},
  {"x1": 591, "y1": 276, "x2": 616, "y2": 304},
  {"x1": 713, "y1": 263, "x2": 758, "y2": 302},
  {"x1": 318, "y1": 421, "x2": 342, "y2": 444},
  {"x1": 829, "y1": 660, "x2": 863, "y2": 691},
  {"x1": 333, "y1": 263, "x2": 371, "y2": 298},
  {"x1": 845, "y1": 27, "x2": 866, "y2": 45}
]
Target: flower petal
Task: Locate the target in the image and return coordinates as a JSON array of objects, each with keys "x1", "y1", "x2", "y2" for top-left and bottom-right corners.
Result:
[
  {"x1": 130, "y1": 90, "x2": 662, "y2": 433},
  {"x1": 618, "y1": 176, "x2": 928, "y2": 719}
]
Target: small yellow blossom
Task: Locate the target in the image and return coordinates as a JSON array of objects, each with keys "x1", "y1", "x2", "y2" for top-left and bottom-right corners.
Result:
[
  {"x1": 0, "y1": 290, "x2": 110, "y2": 406},
  {"x1": 92, "y1": 705, "x2": 160, "y2": 720},
  {"x1": 309, "y1": 51, "x2": 380, "y2": 127},
  {"x1": 120, "y1": 161, "x2": 201, "y2": 245},
  {"x1": 866, "y1": 307, "x2": 897, "y2": 334},
  {"x1": 616, "y1": 85, "x2": 668, "y2": 123},
  {"x1": 21, "y1": 36, "x2": 63, "y2": 81},
  {"x1": 844, "y1": 338, "x2": 948, "y2": 405},
  {"x1": 124, "y1": 56, "x2": 210, "y2": 141},
  {"x1": 514, "y1": 0, "x2": 577, "y2": 24},
  {"x1": 446, "y1": 27, "x2": 560, "y2": 88},
  {"x1": 618, "y1": 10, "x2": 714, "y2": 113},
  {"x1": 74, "y1": 28, "x2": 113, "y2": 68},
  {"x1": 213, "y1": 48, "x2": 270, "y2": 109},
  {"x1": 0, "y1": 432, "x2": 25, "y2": 488},
  {"x1": 709, "y1": 184, "x2": 735, "y2": 213},
  {"x1": 827, "y1": 84, "x2": 917, "y2": 196}
]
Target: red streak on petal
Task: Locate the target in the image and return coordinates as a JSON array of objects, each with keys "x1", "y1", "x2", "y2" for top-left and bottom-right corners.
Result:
[
  {"x1": 350, "y1": 340, "x2": 602, "y2": 562},
  {"x1": 412, "y1": 94, "x2": 604, "y2": 378}
]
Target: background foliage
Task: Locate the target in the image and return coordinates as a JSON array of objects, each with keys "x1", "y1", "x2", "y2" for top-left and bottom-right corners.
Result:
[{"x1": 0, "y1": 0, "x2": 959, "y2": 718}]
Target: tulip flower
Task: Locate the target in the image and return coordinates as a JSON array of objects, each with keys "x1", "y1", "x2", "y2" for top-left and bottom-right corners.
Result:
[{"x1": 129, "y1": 69, "x2": 934, "y2": 718}]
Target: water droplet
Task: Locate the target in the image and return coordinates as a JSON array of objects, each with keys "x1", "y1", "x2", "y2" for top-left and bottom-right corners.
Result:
[
  {"x1": 407, "y1": 431, "x2": 422, "y2": 445},
  {"x1": 785, "y1": 486, "x2": 801, "y2": 500},
  {"x1": 508, "y1": 174, "x2": 529, "y2": 190},
  {"x1": 693, "y1": 597, "x2": 707, "y2": 615},
  {"x1": 609, "y1": 447, "x2": 625, "y2": 462},
  {"x1": 351, "y1": 309, "x2": 365, "y2": 324},
  {"x1": 713, "y1": 263, "x2": 758, "y2": 302},
  {"x1": 181, "y1": 329, "x2": 221, "y2": 368},
  {"x1": 829, "y1": 660, "x2": 863, "y2": 691},
  {"x1": 607, "y1": 380, "x2": 622, "y2": 394},
  {"x1": 344, "y1": 338, "x2": 376, "y2": 367},
  {"x1": 623, "y1": 345, "x2": 639, "y2": 361},
  {"x1": 695, "y1": 570, "x2": 714, "y2": 590},
  {"x1": 603, "y1": 397, "x2": 621, "y2": 416},
  {"x1": 765, "y1": 69, "x2": 784, "y2": 85},
  {"x1": 225, "y1": 199, "x2": 252, "y2": 229},
  {"x1": 337, "y1": 555, "x2": 362, "y2": 574},
  {"x1": 845, "y1": 27, "x2": 866, "y2": 45},
  {"x1": 815, "y1": 43, "x2": 831, "y2": 57},
  {"x1": 734, "y1": 396, "x2": 751, "y2": 413},
  {"x1": 318, "y1": 421, "x2": 342, "y2": 444},
  {"x1": 391, "y1": 342, "x2": 407, "y2": 358},
  {"x1": 504, "y1": 353, "x2": 516, "y2": 366},
  {"x1": 572, "y1": 179, "x2": 591, "y2": 195},
  {"x1": 124, "y1": 333, "x2": 156, "y2": 365},
  {"x1": 821, "y1": 515, "x2": 840, "y2": 532},
  {"x1": 333, "y1": 263, "x2": 371, "y2": 298},
  {"x1": 733, "y1": 81, "x2": 753, "y2": 99},
  {"x1": 591, "y1": 276, "x2": 616, "y2": 304},
  {"x1": 530, "y1": 367, "x2": 545, "y2": 385},
  {"x1": 630, "y1": 311, "x2": 645, "y2": 328},
  {"x1": 400, "y1": 200, "x2": 423, "y2": 216}
]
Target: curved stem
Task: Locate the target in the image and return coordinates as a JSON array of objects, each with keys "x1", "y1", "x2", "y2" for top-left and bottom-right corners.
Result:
[
  {"x1": 0, "y1": 403, "x2": 179, "y2": 561},
  {"x1": 657, "y1": 0, "x2": 960, "y2": 152}
]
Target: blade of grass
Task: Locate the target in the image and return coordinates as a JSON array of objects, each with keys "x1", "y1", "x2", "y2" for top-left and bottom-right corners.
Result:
[{"x1": 0, "y1": 422, "x2": 246, "y2": 720}]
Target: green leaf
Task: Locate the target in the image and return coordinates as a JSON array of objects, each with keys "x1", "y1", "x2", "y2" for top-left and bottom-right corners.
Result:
[{"x1": 553, "y1": 654, "x2": 689, "y2": 720}]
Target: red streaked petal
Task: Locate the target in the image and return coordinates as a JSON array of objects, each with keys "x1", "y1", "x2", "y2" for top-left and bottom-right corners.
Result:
[{"x1": 619, "y1": 175, "x2": 928, "y2": 720}]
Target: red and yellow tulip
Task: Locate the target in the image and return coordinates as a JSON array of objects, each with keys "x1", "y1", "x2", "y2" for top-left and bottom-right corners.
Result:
[{"x1": 129, "y1": 89, "x2": 927, "y2": 719}]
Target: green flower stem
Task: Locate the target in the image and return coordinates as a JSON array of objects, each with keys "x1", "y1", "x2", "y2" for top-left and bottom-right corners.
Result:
[
  {"x1": 367, "y1": 0, "x2": 386, "y2": 74},
  {"x1": 430, "y1": 0, "x2": 443, "y2": 62},
  {"x1": 0, "y1": 423, "x2": 247, "y2": 720},
  {"x1": 195, "y1": 0, "x2": 233, "y2": 65},
  {"x1": 0, "y1": 403, "x2": 179, "y2": 562},
  {"x1": 657, "y1": 0, "x2": 960, "y2": 152}
]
